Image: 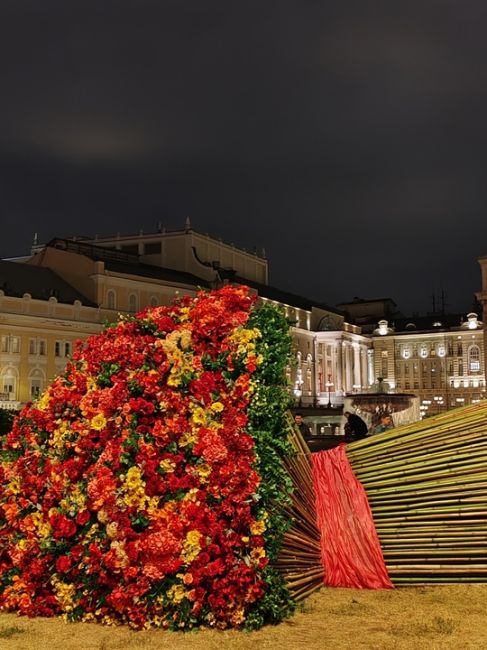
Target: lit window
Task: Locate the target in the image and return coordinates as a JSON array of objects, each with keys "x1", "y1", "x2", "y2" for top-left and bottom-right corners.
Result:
[
  {"x1": 469, "y1": 345, "x2": 481, "y2": 373},
  {"x1": 31, "y1": 379, "x2": 42, "y2": 398}
]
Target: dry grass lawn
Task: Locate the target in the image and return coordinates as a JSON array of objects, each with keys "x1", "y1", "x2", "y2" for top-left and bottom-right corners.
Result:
[{"x1": 1, "y1": 585, "x2": 486, "y2": 650}]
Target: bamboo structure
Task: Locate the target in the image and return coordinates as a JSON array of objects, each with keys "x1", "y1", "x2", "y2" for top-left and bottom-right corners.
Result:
[
  {"x1": 273, "y1": 413, "x2": 324, "y2": 600},
  {"x1": 347, "y1": 401, "x2": 487, "y2": 585},
  {"x1": 276, "y1": 401, "x2": 487, "y2": 596}
]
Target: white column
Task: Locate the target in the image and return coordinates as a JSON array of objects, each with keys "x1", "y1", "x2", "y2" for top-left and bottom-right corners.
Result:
[
  {"x1": 344, "y1": 343, "x2": 352, "y2": 392},
  {"x1": 361, "y1": 347, "x2": 368, "y2": 387},
  {"x1": 367, "y1": 349, "x2": 375, "y2": 385},
  {"x1": 353, "y1": 344, "x2": 361, "y2": 389},
  {"x1": 334, "y1": 342, "x2": 342, "y2": 392}
]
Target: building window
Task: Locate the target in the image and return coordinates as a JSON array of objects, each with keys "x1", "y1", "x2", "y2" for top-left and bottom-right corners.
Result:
[
  {"x1": 128, "y1": 293, "x2": 138, "y2": 313},
  {"x1": 29, "y1": 338, "x2": 36, "y2": 355},
  {"x1": 0, "y1": 335, "x2": 20, "y2": 353},
  {"x1": 150, "y1": 296, "x2": 158, "y2": 308},
  {"x1": 55, "y1": 341, "x2": 61, "y2": 357},
  {"x1": 1, "y1": 369, "x2": 17, "y2": 400},
  {"x1": 468, "y1": 345, "x2": 481, "y2": 373},
  {"x1": 457, "y1": 342, "x2": 463, "y2": 356},
  {"x1": 29, "y1": 369, "x2": 45, "y2": 397},
  {"x1": 459, "y1": 360, "x2": 463, "y2": 376},
  {"x1": 38, "y1": 340, "x2": 46, "y2": 356},
  {"x1": 65, "y1": 342, "x2": 71, "y2": 357},
  {"x1": 107, "y1": 290, "x2": 116, "y2": 310}
]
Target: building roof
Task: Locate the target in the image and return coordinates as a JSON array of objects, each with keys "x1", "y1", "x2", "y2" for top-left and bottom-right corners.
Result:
[
  {"x1": 44, "y1": 238, "x2": 211, "y2": 288},
  {"x1": 0, "y1": 259, "x2": 95, "y2": 306},
  {"x1": 44, "y1": 240, "x2": 338, "y2": 312},
  {"x1": 235, "y1": 276, "x2": 343, "y2": 315},
  {"x1": 390, "y1": 313, "x2": 470, "y2": 333},
  {"x1": 337, "y1": 297, "x2": 397, "y2": 307}
]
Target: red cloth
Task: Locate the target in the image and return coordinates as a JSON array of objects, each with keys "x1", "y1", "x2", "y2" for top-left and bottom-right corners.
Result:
[{"x1": 311, "y1": 444, "x2": 393, "y2": 589}]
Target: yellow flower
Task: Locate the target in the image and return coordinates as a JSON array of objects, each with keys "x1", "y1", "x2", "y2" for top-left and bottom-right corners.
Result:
[
  {"x1": 186, "y1": 530, "x2": 201, "y2": 546},
  {"x1": 195, "y1": 463, "x2": 212, "y2": 482},
  {"x1": 179, "y1": 307, "x2": 190, "y2": 323},
  {"x1": 167, "y1": 584, "x2": 186, "y2": 603},
  {"x1": 178, "y1": 431, "x2": 196, "y2": 447},
  {"x1": 230, "y1": 607, "x2": 245, "y2": 626},
  {"x1": 121, "y1": 467, "x2": 148, "y2": 510},
  {"x1": 6, "y1": 477, "x2": 20, "y2": 495},
  {"x1": 250, "y1": 547, "x2": 266, "y2": 561},
  {"x1": 37, "y1": 391, "x2": 51, "y2": 411},
  {"x1": 97, "y1": 510, "x2": 109, "y2": 524},
  {"x1": 181, "y1": 529, "x2": 202, "y2": 562},
  {"x1": 191, "y1": 407, "x2": 207, "y2": 425},
  {"x1": 167, "y1": 372, "x2": 182, "y2": 387},
  {"x1": 90, "y1": 413, "x2": 107, "y2": 431},
  {"x1": 250, "y1": 520, "x2": 266, "y2": 535},
  {"x1": 52, "y1": 579, "x2": 77, "y2": 612},
  {"x1": 159, "y1": 459, "x2": 176, "y2": 473},
  {"x1": 106, "y1": 521, "x2": 118, "y2": 539},
  {"x1": 179, "y1": 329, "x2": 192, "y2": 349},
  {"x1": 210, "y1": 401, "x2": 224, "y2": 413},
  {"x1": 183, "y1": 488, "x2": 199, "y2": 503}
]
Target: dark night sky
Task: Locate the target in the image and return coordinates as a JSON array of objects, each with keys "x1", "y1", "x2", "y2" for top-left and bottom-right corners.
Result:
[{"x1": 1, "y1": 1, "x2": 487, "y2": 315}]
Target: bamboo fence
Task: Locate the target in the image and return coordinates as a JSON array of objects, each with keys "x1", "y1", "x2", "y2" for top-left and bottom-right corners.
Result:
[
  {"x1": 347, "y1": 400, "x2": 487, "y2": 585},
  {"x1": 275, "y1": 401, "x2": 487, "y2": 595},
  {"x1": 273, "y1": 413, "x2": 324, "y2": 600}
]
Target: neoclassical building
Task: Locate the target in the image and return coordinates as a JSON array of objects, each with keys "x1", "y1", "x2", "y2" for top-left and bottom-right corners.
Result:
[
  {"x1": 1, "y1": 227, "x2": 371, "y2": 421},
  {"x1": 4, "y1": 225, "x2": 482, "y2": 426},
  {"x1": 0, "y1": 260, "x2": 103, "y2": 409},
  {"x1": 371, "y1": 312, "x2": 485, "y2": 417}
]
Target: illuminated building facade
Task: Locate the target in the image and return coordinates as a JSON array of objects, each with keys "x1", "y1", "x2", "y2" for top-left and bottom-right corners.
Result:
[
  {"x1": 1, "y1": 228, "x2": 371, "y2": 416},
  {"x1": 371, "y1": 313, "x2": 485, "y2": 417}
]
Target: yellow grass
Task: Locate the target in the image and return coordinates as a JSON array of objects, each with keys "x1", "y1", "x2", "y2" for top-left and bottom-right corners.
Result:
[{"x1": 1, "y1": 585, "x2": 486, "y2": 650}]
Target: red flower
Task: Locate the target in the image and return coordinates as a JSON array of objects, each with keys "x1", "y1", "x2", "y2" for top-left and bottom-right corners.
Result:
[
  {"x1": 75, "y1": 510, "x2": 90, "y2": 526},
  {"x1": 55, "y1": 555, "x2": 73, "y2": 573},
  {"x1": 50, "y1": 514, "x2": 77, "y2": 539}
]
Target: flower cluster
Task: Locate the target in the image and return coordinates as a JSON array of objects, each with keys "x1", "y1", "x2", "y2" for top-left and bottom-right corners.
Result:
[{"x1": 0, "y1": 286, "x2": 294, "y2": 629}]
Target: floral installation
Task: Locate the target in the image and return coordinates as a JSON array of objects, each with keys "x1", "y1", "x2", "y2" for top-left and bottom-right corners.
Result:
[{"x1": 0, "y1": 285, "x2": 294, "y2": 630}]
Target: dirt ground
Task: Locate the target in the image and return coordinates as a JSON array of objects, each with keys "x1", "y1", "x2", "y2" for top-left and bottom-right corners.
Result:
[{"x1": 0, "y1": 585, "x2": 486, "y2": 650}]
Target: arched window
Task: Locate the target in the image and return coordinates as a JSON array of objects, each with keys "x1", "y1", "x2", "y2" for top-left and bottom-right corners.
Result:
[
  {"x1": 128, "y1": 293, "x2": 138, "y2": 313},
  {"x1": 29, "y1": 368, "x2": 45, "y2": 399},
  {"x1": 468, "y1": 345, "x2": 481, "y2": 373},
  {"x1": 1, "y1": 367, "x2": 18, "y2": 400},
  {"x1": 107, "y1": 290, "x2": 116, "y2": 310}
]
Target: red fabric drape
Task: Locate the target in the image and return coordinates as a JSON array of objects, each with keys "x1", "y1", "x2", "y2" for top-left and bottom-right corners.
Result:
[{"x1": 311, "y1": 444, "x2": 393, "y2": 589}]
